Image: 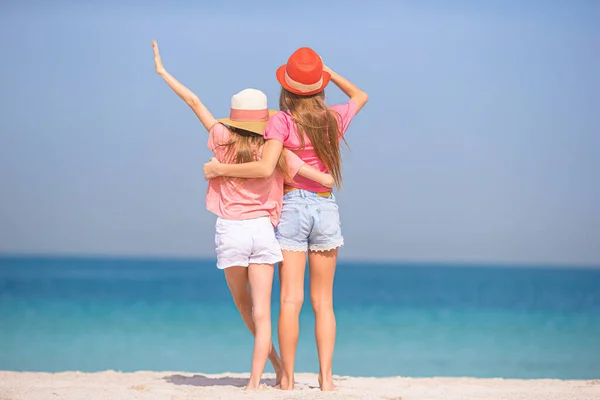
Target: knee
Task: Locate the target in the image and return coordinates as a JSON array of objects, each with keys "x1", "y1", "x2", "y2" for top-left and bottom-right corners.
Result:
[
  {"x1": 310, "y1": 296, "x2": 333, "y2": 314},
  {"x1": 280, "y1": 293, "x2": 304, "y2": 314},
  {"x1": 252, "y1": 306, "x2": 270, "y2": 324}
]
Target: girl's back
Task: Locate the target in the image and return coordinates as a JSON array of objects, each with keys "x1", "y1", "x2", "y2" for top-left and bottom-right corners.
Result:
[
  {"x1": 264, "y1": 101, "x2": 357, "y2": 193},
  {"x1": 206, "y1": 123, "x2": 303, "y2": 226}
]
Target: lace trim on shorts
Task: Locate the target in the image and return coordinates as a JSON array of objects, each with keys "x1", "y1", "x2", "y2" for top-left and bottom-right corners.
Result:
[
  {"x1": 308, "y1": 238, "x2": 344, "y2": 252},
  {"x1": 279, "y1": 243, "x2": 308, "y2": 252}
]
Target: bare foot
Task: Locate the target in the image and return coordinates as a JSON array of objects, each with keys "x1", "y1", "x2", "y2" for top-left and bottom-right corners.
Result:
[
  {"x1": 276, "y1": 376, "x2": 294, "y2": 390},
  {"x1": 318, "y1": 375, "x2": 337, "y2": 391},
  {"x1": 244, "y1": 379, "x2": 261, "y2": 391},
  {"x1": 246, "y1": 383, "x2": 272, "y2": 391}
]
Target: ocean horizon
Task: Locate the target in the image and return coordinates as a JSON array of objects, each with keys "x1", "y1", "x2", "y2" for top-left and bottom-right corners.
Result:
[{"x1": 1, "y1": 255, "x2": 599, "y2": 380}]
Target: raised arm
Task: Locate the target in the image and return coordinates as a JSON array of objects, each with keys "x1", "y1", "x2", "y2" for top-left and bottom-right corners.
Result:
[
  {"x1": 324, "y1": 65, "x2": 368, "y2": 113},
  {"x1": 152, "y1": 40, "x2": 216, "y2": 131}
]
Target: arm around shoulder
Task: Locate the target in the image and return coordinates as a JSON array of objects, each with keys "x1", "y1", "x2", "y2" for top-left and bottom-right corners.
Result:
[{"x1": 203, "y1": 139, "x2": 284, "y2": 179}]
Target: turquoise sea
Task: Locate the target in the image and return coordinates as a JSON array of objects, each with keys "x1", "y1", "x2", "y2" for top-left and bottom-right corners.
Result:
[{"x1": 0, "y1": 256, "x2": 599, "y2": 379}]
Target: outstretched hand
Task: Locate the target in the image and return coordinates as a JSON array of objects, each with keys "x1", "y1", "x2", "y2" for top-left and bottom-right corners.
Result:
[
  {"x1": 152, "y1": 40, "x2": 166, "y2": 75},
  {"x1": 204, "y1": 157, "x2": 222, "y2": 180}
]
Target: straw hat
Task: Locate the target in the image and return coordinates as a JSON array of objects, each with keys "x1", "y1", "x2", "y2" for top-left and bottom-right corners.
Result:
[
  {"x1": 218, "y1": 89, "x2": 277, "y2": 135},
  {"x1": 276, "y1": 47, "x2": 331, "y2": 96}
]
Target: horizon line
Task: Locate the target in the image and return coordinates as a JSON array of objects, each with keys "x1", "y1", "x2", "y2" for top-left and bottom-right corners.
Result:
[{"x1": 0, "y1": 252, "x2": 598, "y2": 270}]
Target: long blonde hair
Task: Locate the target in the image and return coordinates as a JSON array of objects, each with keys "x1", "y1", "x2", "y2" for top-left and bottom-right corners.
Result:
[
  {"x1": 218, "y1": 125, "x2": 289, "y2": 180},
  {"x1": 279, "y1": 88, "x2": 345, "y2": 188}
]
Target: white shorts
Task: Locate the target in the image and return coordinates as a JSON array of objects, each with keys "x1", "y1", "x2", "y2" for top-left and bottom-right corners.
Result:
[{"x1": 215, "y1": 216, "x2": 283, "y2": 269}]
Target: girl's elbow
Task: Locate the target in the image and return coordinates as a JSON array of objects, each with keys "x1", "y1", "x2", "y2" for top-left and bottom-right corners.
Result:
[
  {"x1": 187, "y1": 96, "x2": 201, "y2": 108},
  {"x1": 353, "y1": 92, "x2": 369, "y2": 111},
  {"x1": 360, "y1": 92, "x2": 369, "y2": 105},
  {"x1": 256, "y1": 166, "x2": 272, "y2": 178}
]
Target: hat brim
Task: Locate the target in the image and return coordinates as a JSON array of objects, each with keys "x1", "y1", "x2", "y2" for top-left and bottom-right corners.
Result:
[
  {"x1": 276, "y1": 65, "x2": 331, "y2": 96},
  {"x1": 218, "y1": 110, "x2": 278, "y2": 136}
]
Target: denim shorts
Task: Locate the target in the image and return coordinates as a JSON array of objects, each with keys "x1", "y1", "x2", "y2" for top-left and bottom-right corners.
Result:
[{"x1": 275, "y1": 189, "x2": 344, "y2": 252}]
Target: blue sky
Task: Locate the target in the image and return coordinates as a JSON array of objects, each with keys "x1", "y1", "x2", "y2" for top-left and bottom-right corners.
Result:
[{"x1": 0, "y1": 0, "x2": 598, "y2": 265}]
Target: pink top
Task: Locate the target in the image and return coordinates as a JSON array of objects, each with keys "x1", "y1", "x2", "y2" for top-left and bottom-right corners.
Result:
[
  {"x1": 263, "y1": 100, "x2": 358, "y2": 192},
  {"x1": 206, "y1": 123, "x2": 305, "y2": 226}
]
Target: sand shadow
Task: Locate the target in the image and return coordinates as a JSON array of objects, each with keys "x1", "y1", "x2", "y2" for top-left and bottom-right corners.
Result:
[{"x1": 164, "y1": 374, "x2": 277, "y2": 388}]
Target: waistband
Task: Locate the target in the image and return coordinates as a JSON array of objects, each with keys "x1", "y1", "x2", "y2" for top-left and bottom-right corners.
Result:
[
  {"x1": 284, "y1": 186, "x2": 333, "y2": 199},
  {"x1": 216, "y1": 216, "x2": 271, "y2": 225}
]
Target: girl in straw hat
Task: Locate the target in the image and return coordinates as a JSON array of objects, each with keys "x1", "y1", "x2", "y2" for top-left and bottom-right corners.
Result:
[
  {"x1": 203, "y1": 47, "x2": 368, "y2": 391},
  {"x1": 152, "y1": 41, "x2": 334, "y2": 390}
]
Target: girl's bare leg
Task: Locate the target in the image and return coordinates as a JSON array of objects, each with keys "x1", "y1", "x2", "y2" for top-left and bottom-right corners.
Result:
[
  {"x1": 308, "y1": 249, "x2": 338, "y2": 391},
  {"x1": 277, "y1": 251, "x2": 307, "y2": 390},
  {"x1": 245, "y1": 263, "x2": 275, "y2": 389},
  {"x1": 224, "y1": 266, "x2": 282, "y2": 386}
]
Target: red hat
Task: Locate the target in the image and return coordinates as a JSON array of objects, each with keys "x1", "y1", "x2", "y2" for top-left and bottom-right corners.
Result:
[{"x1": 276, "y1": 47, "x2": 331, "y2": 96}]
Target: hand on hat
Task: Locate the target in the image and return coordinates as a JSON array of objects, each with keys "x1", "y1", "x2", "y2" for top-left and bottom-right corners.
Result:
[
  {"x1": 204, "y1": 157, "x2": 222, "y2": 180},
  {"x1": 152, "y1": 40, "x2": 166, "y2": 75},
  {"x1": 319, "y1": 55, "x2": 332, "y2": 74}
]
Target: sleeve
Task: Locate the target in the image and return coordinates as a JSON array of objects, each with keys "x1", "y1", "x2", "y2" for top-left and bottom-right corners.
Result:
[
  {"x1": 330, "y1": 100, "x2": 358, "y2": 137},
  {"x1": 283, "y1": 149, "x2": 305, "y2": 178},
  {"x1": 207, "y1": 122, "x2": 227, "y2": 151},
  {"x1": 263, "y1": 112, "x2": 289, "y2": 143}
]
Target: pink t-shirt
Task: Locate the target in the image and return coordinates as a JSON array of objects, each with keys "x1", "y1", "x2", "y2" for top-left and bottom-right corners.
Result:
[
  {"x1": 206, "y1": 123, "x2": 305, "y2": 226},
  {"x1": 263, "y1": 100, "x2": 357, "y2": 193}
]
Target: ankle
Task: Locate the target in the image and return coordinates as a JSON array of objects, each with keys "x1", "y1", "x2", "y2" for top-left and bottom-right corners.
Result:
[
  {"x1": 318, "y1": 371, "x2": 333, "y2": 382},
  {"x1": 246, "y1": 377, "x2": 261, "y2": 389},
  {"x1": 279, "y1": 374, "x2": 294, "y2": 390}
]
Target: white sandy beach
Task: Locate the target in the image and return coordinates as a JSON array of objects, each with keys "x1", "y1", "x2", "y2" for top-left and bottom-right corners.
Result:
[{"x1": 0, "y1": 371, "x2": 598, "y2": 400}]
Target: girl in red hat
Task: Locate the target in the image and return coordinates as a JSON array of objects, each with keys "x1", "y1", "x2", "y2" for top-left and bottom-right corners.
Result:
[
  {"x1": 204, "y1": 47, "x2": 368, "y2": 391},
  {"x1": 152, "y1": 41, "x2": 335, "y2": 390}
]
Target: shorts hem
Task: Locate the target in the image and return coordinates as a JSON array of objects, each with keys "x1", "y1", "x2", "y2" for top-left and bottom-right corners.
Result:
[
  {"x1": 249, "y1": 256, "x2": 283, "y2": 266},
  {"x1": 308, "y1": 238, "x2": 344, "y2": 252},
  {"x1": 217, "y1": 257, "x2": 282, "y2": 269},
  {"x1": 217, "y1": 262, "x2": 249, "y2": 270},
  {"x1": 279, "y1": 242, "x2": 308, "y2": 252}
]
